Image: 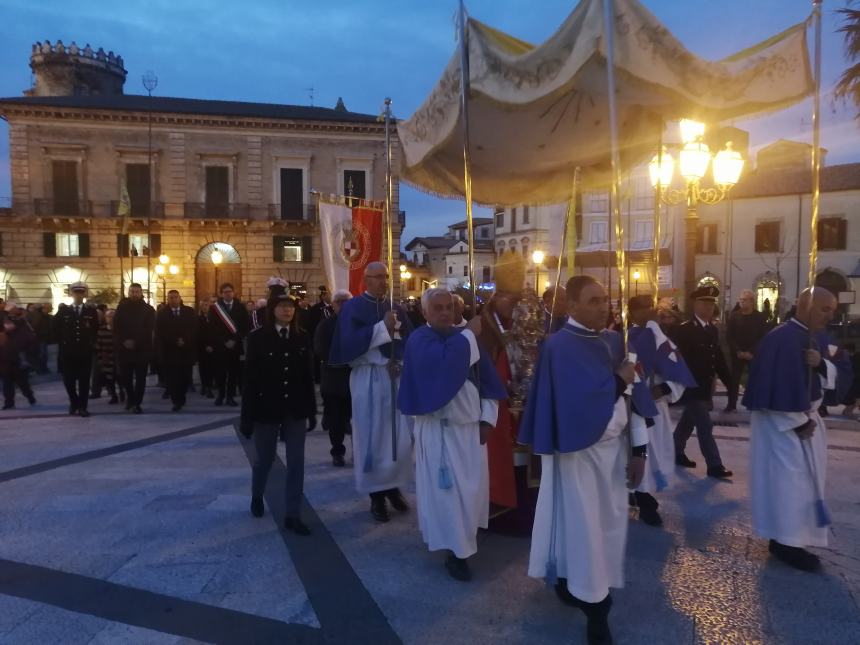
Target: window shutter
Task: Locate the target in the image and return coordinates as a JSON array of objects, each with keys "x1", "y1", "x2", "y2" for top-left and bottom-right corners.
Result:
[
  {"x1": 43, "y1": 232, "x2": 56, "y2": 257},
  {"x1": 301, "y1": 236, "x2": 313, "y2": 263},
  {"x1": 273, "y1": 236, "x2": 284, "y2": 262},
  {"x1": 838, "y1": 218, "x2": 847, "y2": 250},
  {"x1": 117, "y1": 234, "x2": 129, "y2": 257},
  {"x1": 78, "y1": 233, "x2": 91, "y2": 258},
  {"x1": 148, "y1": 234, "x2": 161, "y2": 257}
]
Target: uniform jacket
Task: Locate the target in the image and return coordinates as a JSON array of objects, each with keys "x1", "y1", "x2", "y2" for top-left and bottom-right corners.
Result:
[
  {"x1": 669, "y1": 316, "x2": 732, "y2": 402},
  {"x1": 155, "y1": 305, "x2": 199, "y2": 365},
  {"x1": 53, "y1": 303, "x2": 99, "y2": 360},
  {"x1": 241, "y1": 325, "x2": 317, "y2": 424},
  {"x1": 206, "y1": 299, "x2": 250, "y2": 355},
  {"x1": 314, "y1": 315, "x2": 350, "y2": 397},
  {"x1": 113, "y1": 298, "x2": 156, "y2": 359}
]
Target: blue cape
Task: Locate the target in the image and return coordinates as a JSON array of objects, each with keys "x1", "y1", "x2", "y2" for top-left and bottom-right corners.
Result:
[
  {"x1": 398, "y1": 326, "x2": 507, "y2": 415},
  {"x1": 743, "y1": 320, "x2": 853, "y2": 412},
  {"x1": 629, "y1": 325, "x2": 696, "y2": 388},
  {"x1": 602, "y1": 329, "x2": 659, "y2": 419},
  {"x1": 518, "y1": 324, "x2": 620, "y2": 454},
  {"x1": 328, "y1": 293, "x2": 412, "y2": 365}
]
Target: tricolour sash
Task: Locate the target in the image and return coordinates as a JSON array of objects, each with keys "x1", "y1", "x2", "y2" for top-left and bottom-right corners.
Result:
[{"x1": 211, "y1": 301, "x2": 238, "y2": 335}]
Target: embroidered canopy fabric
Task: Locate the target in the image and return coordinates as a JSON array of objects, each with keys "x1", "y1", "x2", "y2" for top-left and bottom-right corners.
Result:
[{"x1": 397, "y1": 0, "x2": 813, "y2": 206}]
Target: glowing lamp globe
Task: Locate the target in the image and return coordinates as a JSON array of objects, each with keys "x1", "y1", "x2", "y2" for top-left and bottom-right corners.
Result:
[
  {"x1": 713, "y1": 142, "x2": 745, "y2": 187},
  {"x1": 531, "y1": 250, "x2": 545, "y2": 265},
  {"x1": 679, "y1": 119, "x2": 705, "y2": 144},
  {"x1": 210, "y1": 250, "x2": 223, "y2": 266},
  {"x1": 154, "y1": 264, "x2": 165, "y2": 276},
  {"x1": 168, "y1": 265, "x2": 179, "y2": 276},
  {"x1": 680, "y1": 141, "x2": 711, "y2": 181},
  {"x1": 649, "y1": 149, "x2": 675, "y2": 188}
]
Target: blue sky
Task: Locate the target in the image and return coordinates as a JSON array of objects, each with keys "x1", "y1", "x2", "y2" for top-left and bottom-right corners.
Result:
[{"x1": 1, "y1": 0, "x2": 858, "y2": 242}]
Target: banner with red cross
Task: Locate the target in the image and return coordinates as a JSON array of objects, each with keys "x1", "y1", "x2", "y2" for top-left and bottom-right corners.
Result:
[{"x1": 319, "y1": 201, "x2": 383, "y2": 296}]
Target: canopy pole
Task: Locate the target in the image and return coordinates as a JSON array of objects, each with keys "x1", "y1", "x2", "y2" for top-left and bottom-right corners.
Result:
[
  {"x1": 652, "y1": 129, "x2": 663, "y2": 298},
  {"x1": 384, "y1": 97, "x2": 395, "y2": 307},
  {"x1": 458, "y1": 0, "x2": 478, "y2": 312},
  {"x1": 551, "y1": 167, "x2": 581, "y2": 322},
  {"x1": 603, "y1": 0, "x2": 628, "y2": 350},
  {"x1": 808, "y1": 0, "x2": 823, "y2": 288}
]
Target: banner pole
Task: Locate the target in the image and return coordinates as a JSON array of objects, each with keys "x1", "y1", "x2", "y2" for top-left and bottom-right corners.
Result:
[
  {"x1": 652, "y1": 129, "x2": 663, "y2": 299},
  {"x1": 551, "y1": 167, "x2": 580, "y2": 322},
  {"x1": 458, "y1": 0, "x2": 478, "y2": 313},
  {"x1": 808, "y1": 0, "x2": 823, "y2": 288},
  {"x1": 384, "y1": 97, "x2": 395, "y2": 308}
]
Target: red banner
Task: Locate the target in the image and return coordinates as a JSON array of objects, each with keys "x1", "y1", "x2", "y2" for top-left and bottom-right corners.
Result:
[{"x1": 348, "y1": 207, "x2": 383, "y2": 295}]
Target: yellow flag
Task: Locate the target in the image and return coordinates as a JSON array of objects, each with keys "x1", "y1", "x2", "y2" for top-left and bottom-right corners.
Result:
[{"x1": 118, "y1": 180, "x2": 131, "y2": 234}]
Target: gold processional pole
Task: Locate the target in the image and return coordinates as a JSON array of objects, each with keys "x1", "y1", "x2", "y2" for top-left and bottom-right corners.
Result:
[
  {"x1": 550, "y1": 167, "x2": 581, "y2": 321},
  {"x1": 652, "y1": 131, "x2": 663, "y2": 299},
  {"x1": 808, "y1": 0, "x2": 823, "y2": 288},
  {"x1": 384, "y1": 97, "x2": 395, "y2": 308},
  {"x1": 458, "y1": 0, "x2": 479, "y2": 314}
]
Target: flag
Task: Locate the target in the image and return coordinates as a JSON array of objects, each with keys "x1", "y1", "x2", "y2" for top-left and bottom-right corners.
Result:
[
  {"x1": 319, "y1": 202, "x2": 383, "y2": 295},
  {"x1": 118, "y1": 180, "x2": 131, "y2": 234}
]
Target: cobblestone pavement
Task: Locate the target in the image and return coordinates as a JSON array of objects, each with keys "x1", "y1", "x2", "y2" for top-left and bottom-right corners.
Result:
[{"x1": 0, "y1": 377, "x2": 858, "y2": 644}]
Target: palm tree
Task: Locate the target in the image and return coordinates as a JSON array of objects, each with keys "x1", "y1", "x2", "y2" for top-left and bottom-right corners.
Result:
[{"x1": 836, "y1": 3, "x2": 860, "y2": 116}]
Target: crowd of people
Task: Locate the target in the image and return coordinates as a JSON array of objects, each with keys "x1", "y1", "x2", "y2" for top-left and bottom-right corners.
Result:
[{"x1": 0, "y1": 265, "x2": 857, "y2": 645}]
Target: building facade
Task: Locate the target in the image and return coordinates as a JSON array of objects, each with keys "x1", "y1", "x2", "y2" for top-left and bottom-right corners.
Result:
[{"x1": 0, "y1": 41, "x2": 402, "y2": 310}]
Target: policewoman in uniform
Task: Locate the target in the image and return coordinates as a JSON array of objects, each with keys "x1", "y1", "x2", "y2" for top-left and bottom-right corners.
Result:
[
  {"x1": 54, "y1": 281, "x2": 99, "y2": 417},
  {"x1": 240, "y1": 292, "x2": 317, "y2": 535},
  {"x1": 670, "y1": 285, "x2": 734, "y2": 479}
]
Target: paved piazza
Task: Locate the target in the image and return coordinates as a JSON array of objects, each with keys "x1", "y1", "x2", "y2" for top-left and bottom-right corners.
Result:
[{"x1": 0, "y1": 376, "x2": 859, "y2": 644}]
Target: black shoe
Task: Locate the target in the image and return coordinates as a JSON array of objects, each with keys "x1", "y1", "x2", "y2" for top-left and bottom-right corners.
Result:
[
  {"x1": 444, "y1": 553, "x2": 472, "y2": 581},
  {"x1": 675, "y1": 453, "x2": 697, "y2": 468},
  {"x1": 284, "y1": 517, "x2": 311, "y2": 536},
  {"x1": 554, "y1": 578, "x2": 581, "y2": 607},
  {"x1": 119, "y1": 392, "x2": 126, "y2": 403},
  {"x1": 581, "y1": 595, "x2": 614, "y2": 645},
  {"x1": 250, "y1": 497, "x2": 264, "y2": 518},
  {"x1": 371, "y1": 497, "x2": 390, "y2": 522},
  {"x1": 2, "y1": 403, "x2": 13, "y2": 410},
  {"x1": 26, "y1": 394, "x2": 36, "y2": 405},
  {"x1": 707, "y1": 466, "x2": 733, "y2": 480},
  {"x1": 133, "y1": 405, "x2": 143, "y2": 414},
  {"x1": 205, "y1": 388, "x2": 215, "y2": 399},
  {"x1": 79, "y1": 409, "x2": 90, "y2": 418},
  {"x1": 171, "y1": 404, "x2": 182, "y2": 412},
  {"x1": 387, "y1": 489, "x2": 409, "y2": 512},
  {"x1": 124, "y1": 401, "x2": 133, "y2": 411},
  {"x1": 108, "y1": 395, "x2": 119, "y2": 405},
  {"x1": 768, "y1": 540, "x2": 821, "y2": 572},
  {"x1": 225, "y1": 397, "x2": 238, "y2": 407},
  {"x1": 639, "y1": 506, "x2": 663, "y2": 527},
  {"x1": 69, "y1": 405, "x2": 78, "y2": 415},
  {"x1": 723, "y1": 406, "x2": 737, "y2": 413},
  {"x1": 332, "y1": 454, "x2": 346, "y2": 467},
  {"x1": 214, "y1": 396, "x2": 224, "y2": 406}
]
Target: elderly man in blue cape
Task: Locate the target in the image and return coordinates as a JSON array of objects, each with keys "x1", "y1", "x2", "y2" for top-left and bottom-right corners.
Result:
[
  {"x1": 744, "y1": 287, "x2": 852, "y2": 572},
  {"x1": 518, "y1": 276, "x2": 647, "y2": 645},
  {"x1": 628, "y1": 294, "x2": 697, "y2": 527},
  {"x1": 398, "y1": 288, "x2": 507, "y2": 581},
  {"x1": 328, "y1": 262, "x2": 414, "y2": 522}
]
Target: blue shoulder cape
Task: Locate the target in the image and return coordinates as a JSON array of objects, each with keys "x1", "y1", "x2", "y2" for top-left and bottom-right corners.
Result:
[
  {"x1": 328, "y1": 293, "x2": 412, "y2": 365},
  {"x1": 518, "y1": 324, "x2": 619, "y2": 454},
  {"x1": 398, "y1": 326, "x2": 506, "y2": 415},
  {"x1": 602, "y1": 329, "x2": 659, "y2": 419},
  {"x1": 629, "y1": 325, "x2": 696, "y2": 388},
  {"x1": 743, "y1": 320, "x2": 853, "y2": 412}
]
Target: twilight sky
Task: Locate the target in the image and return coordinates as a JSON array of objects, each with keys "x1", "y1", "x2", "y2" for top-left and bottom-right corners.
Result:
[{"x1": 1, "y1": 0, "x2": 858, "y2": 243}]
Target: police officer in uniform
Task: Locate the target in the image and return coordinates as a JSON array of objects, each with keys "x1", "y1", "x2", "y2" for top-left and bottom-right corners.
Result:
[
  {"x1": 670, "y1": 285, "x2": 734, "y2": 479},
  {"x1": 54, "y1": 282, "x2": 99, "y2": 417}
]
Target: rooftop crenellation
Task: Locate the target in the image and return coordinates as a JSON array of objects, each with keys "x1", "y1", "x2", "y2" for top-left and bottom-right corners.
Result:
[{"x1": 27, "y1": 40, "x2": 127, "y2": 97}]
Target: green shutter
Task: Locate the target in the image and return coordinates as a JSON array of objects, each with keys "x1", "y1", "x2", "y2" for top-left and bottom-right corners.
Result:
[
  {"x1": 78, "y1": 233, "x2": 91, "y2": 257},
  {"x1": 301, "y1": 236, "x2": 313, "y2": 263},
  {"x1": 43, "y1": 232, "x2": 56, "y2": 257},
  {"x1": 273, "y1": 236, "x2": 284, "y2": 262},
  {"x1": 149, "y1": 234, "x2": 162, "y2": 257},
  {"x1": 117, "y1": 234, "x2": 129, "y2": 257}
]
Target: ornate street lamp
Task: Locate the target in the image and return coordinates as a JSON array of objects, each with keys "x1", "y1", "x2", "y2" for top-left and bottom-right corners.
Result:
[
  {"x1": 211, "y1": 249, "x2": 223, "y2": 294},
  {"x1": 154, "y1": 254, "x2": 178, "y2": 304},
  {"x1": 633, "y1": 269, "x2": 641, "y2": 295},
  {"x1": 399, "y1": 264, "x2": 411, "y2": 299},
  {"x1": 649, "y1": 119, "x2": 744, "y2": 306},
  {"x1": 531, "y1": 249, "x2": 545, "y2": 295}
]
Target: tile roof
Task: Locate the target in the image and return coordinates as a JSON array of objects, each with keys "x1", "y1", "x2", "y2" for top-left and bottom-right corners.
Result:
[
  {"x1": 730, "y1": 163, "x2": 860, "y2": 199},
  {"x1": 404, "y1": 236, "x2": 454, "y2": 250},
  {"x1": 449, "y1": 217, "x2": 494, "y2": 229}
]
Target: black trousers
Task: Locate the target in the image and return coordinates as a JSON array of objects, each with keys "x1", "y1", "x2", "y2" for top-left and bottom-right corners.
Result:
[
  {"x1": 198, "y1": 351, "x2": 214, "y2": 390},
  {"x1": 214, "y1": 350, "x2": 241, "y2": 398},
  {"x1": 322, "y1": 391, "x2": 351, "y2": 457},
  {"x1": 120, "y1": 358, "x2": 148, "y2": 407},
  {"x1": 3, "y1": 365, "x2": 34, "y2": 406},
  {"x1": 726, "y1": 356, "x2": 749, "y2": 409},
  {"x1": 164, "y1": 361, "x2": 191, "y2": 406},
  {"x1": 251, "y1": 418, "x2": 307, "y2": 517},
  {"x1": 62, "y1": 354, "x2": 92, "y2": 411},
  {"x1": 673, "y1": 399, "x2": 723, "y2": 469}
]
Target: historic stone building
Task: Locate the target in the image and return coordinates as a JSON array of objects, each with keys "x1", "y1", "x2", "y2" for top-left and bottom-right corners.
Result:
[{"x1": 0, "y1": 40, "x2": 402, "y2": 309}]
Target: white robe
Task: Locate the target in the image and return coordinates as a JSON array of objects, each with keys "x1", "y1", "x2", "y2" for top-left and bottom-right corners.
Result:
[
  {"x1": 411, "y1": 330, "x2": 499, "y2": 558},
  {"x1": 750, "y1": 361, "x2": 835, "y2": 548},
  {"x1": 528, "y1": 397, "x2": 629, "y2": 603},
  {"x1": 349, "y1": 321, "x2": 413, "y2": 494}
]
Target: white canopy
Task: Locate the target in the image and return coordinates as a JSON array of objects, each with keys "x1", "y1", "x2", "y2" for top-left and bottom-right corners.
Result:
[{"x1": 397, "y1": 0, "x2": 813, "y2": 206}]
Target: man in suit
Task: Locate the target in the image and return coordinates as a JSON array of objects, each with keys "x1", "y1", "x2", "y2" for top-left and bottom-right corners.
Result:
[
  {"x1": 156, "y1": 290, "x2": 198, "y2": 412},
  {"x1": 308, "y1": 286, "x2": 334, "y2": 384},
  {"x1": 725, "y1": 289, "x2": 770, "y2": 412},
  {"x1": 670, "y1": 286, "x2": 734, "y2": 479},
  {"x1": 54, "y1": 282, "x2": 99, "y2": 416},
  {"x1": 209, "y1": 282, "x2": 250, "y2": 406},
  {"x1": 114, "y1": 283, "x2": 156, "y2": 414},
  {"x1": 314, "y1": 289, "x2": 352, "y2": 466}
]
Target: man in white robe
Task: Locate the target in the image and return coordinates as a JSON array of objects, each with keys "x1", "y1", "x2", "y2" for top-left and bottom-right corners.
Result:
[
  {"x1": 328, "y1": 262, "x2": 414, "y2": 522},
  {"x1": 744, "y1": 287, "x2": 850, "y2": 571},
  {"x1": 399, "y1": 289, "x2": 506, "y2": 581},
  {"x1": 518, "y1": 276, "x2": 646, "y2": 645}
]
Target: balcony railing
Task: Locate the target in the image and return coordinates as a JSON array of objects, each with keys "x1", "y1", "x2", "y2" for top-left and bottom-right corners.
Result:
[
  {"x1": 110, "y1": 200, "x2": 165, "y2": 218},
  {"x1": 34, "y1": 199, "x2": 92, "y2": 216},
  {"x1": 267, "y1": 203, "x2": 318, "y2": 222},
  {"x1": 184, "y1": 202, "x2": 250, "y2": 219}
]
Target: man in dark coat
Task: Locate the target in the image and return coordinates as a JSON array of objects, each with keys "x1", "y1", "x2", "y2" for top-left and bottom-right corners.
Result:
[
  {"x1": 725, "y1": 289, "x2": 770, "y2": 411},
  {"x1": 308, "y1": 286, "x2": 334, "y2": 384},
  {"x1": 670, "y1": 286, "x2": 734, "y2": 479},
  {"x1": 1, "y1": 304, "x2": 38, "y2": 409},
  {"x1": 114, "y1": 283, "x2": 156, "y2": 414},
  {"x1": 54, "y1": 282, "x2": 99, "y2": 416},
  {"x1": 156, "y1": 289, "x2": 198, "y2": 411},
  {"x1": 208, "y1": 282, "x2": 249, "y2": 406},
  {"x1": 314, "y1": 289, "x2": 352, "y2": 466}
]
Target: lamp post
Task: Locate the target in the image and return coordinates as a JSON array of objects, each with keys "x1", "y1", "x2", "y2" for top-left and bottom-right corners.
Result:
[
  {"x1": 399, "y1": 264, "x2": 411, "y2": 300},
  {"x1": 633, "y1": 270, "x2": 641, "y2": 296},
  {"x1": 531, "y1": 249, "x2": 545, "y2": 295},
  {"x1": 154, "y1": 254, "x2": 179, "y2": 304},
  {"x1": 649, "y1": 119, "x2": 744, "y2": 309},
  {"x1": 211, "y1": 249, "x2": 223, "y2": 295}
]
